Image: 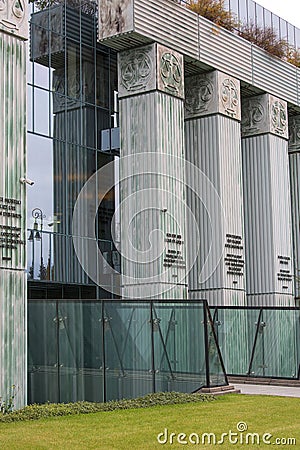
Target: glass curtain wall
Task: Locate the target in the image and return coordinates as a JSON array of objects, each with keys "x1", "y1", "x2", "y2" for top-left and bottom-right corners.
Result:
[{"x1": 27, "y1": 0, "x2": 119, "y2": 299}]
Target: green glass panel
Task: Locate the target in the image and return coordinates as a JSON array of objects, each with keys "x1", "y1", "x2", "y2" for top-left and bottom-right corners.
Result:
[
  {"x1": 153, "y1": 303, "x2": 207, "y2": 393},
  {"x1": 250, "y1": 309, "x2": 299, "y2": 378},
  {"x1": 213, "y1": 308, "x2": 251, "y2": 375},
  {"x1": 104, "y1": 302, "x2": 153, "y2": 401},
  {"x1": 206, "y1": 307, "x2": 227, "y2": 387}
]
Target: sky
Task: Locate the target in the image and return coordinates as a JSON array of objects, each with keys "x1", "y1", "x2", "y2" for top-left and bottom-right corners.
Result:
[{"x1": 256, "y1": 0, "x2": 300, "y2": 28}]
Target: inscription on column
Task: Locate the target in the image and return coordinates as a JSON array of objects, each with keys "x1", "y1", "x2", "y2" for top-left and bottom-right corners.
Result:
[
  {"x1": 0, "y1": 196, "x2": 24, "y2": 262},
  {"x1": 277, "y1": 255, "x2": 292, "y2": 287},
  {"x1": 163, "y1": 233, "x2": 186, "y2": 269},
  {"x1": 224, "y1": 234, "x2": 244, "y2": 278}
]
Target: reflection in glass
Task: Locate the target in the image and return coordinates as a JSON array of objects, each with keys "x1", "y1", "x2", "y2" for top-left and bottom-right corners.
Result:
[
  {"x1": 27, "y1": 133, "x2": 54, "y2": 227},
  {"x1": 33, "y1": 87, "x2": 51, "y2": 136}
]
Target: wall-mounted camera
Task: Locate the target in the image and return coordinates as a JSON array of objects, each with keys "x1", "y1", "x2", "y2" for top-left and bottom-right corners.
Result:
[{"x1": 20, "y1": 177, "x2": 35, "y2": 186}]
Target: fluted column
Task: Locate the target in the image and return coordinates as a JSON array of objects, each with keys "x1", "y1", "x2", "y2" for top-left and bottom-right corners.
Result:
[
  {"x1": 185, "y1": 70, "x2": 246, "y2": 306},
  {"x1": 288, "y1": 115, "x2": 300, "y2": 303},
  {"x1": 0, "y1": 0, "x2": 28, "y2": 407},
  {"x1": 241, "y1": 94, "x2": 294, "y2": 306},
  {"x1": 119, "y1": 43, "x2": 188, "y2": 299}
]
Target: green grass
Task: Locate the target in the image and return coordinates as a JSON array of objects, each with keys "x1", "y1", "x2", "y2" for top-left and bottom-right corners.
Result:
[{"x1": 0, "y1": 395, "x2": 299, "y2": 449}]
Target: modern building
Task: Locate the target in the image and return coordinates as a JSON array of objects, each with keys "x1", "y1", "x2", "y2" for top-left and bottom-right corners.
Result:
[{"x1": 0, "y1": 0, "x2": 300, "y2": 408}]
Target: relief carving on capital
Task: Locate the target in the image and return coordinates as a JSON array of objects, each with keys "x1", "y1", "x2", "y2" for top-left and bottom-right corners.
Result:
[
  {"x1": 118, "y1": 45, "x2": 155, "y2": 98},
  {"x1": 157, "y1": 45, "x2": 184, "y2": 99},
  {"x1": 289, "y1": 116, "x2": 300, "y2": 149},
  {"x1": 270, "y1": 100, "x2": 288, "y2": 137},
  {"x1": 220, "y1": 78, "x2": 239, "y2": 118},
  {"x1": 0, "y1": 0, "x2": 27, "y2": 39},
  {"x1": 241, "y1": 98, "x2": 265, "y2": 136},
  {"x1": 185, "y1": 75, "x2": 214, "y2": 118},
  {"x1": 159, "y1": 52, "x2": 182, "y2": 95}
]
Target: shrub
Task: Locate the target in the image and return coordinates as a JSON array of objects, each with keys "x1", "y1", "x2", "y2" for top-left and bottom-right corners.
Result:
[
  {"x1": 0, "y1": 386, "x2": 16, "y2": 415},
  {"x1": 0, "y1": 392, "x2": 215, "y2": 423},
  {"x1": 238, "y1": 22, "x2": 289, "y2": 59},
  {"x1": 286, "y1": 47, "x2": 300, "y2": 68},
  {"x1": 187, "y1": 0, "x2": 239, "y2": 32}
]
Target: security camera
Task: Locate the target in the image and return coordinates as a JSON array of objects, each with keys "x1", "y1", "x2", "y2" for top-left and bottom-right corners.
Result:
[{"x1": 20, "y1": 177, "x2": 35, "y2": 186}]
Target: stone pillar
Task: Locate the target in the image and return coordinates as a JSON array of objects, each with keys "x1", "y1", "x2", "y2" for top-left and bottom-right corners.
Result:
[
  {"x1": 241, "y1": 94, "x2": 294, "y2": 306},
  {"x1": 288, "y1": 116, "x2": 300, "y2": 302},
  {"x1": 119, "y1": 43, "x2": 188, "y2": 299},
  {"x1": 185, "y1": 71, "x2": 246, "y2": 306},
  {"x1": 0, "y1": 0, "x2": 28, "y2": 407}
]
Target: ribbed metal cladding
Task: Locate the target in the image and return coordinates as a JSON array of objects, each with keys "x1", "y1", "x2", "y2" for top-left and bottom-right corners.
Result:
[
  {"x1": 198, "y1": 16, "x2": 252, "y2": 84},
  {"x1": 247, "y1": 294, "x2": 295, "y2": 307},
  {"x1": 120, "y1": 92, "x2": 188, "y2": 299},
  {"x1": 134, "y1": 0, "x2": 199, "y2": 60},
  {"x1": 99, "y1": 0, "x2": 199, "y2": 57},
  {"x1": 185, "y1": 115, "x2": 246, "y2": 306},
  {"x1": 242, "y1": 135, "x2": 294, "y2": 306},
  {"x1": 252, "y1": 47, "x2": 298, "y2": 105},
  {"x1": 0, "y1": 33, "x2": 26, "y2": 271},
  {"x1": 0, "y1": 271, "x2": 26, "y2": 408},
  {"x1": 99, "y1": 0, "x2": 300, "y2": 108},
  {"x1": 289, "y1": 153, "x2": 300, "y2": 298},
  {"x1": 0, "y1": 32, "x2": 27, "y2": 408}
]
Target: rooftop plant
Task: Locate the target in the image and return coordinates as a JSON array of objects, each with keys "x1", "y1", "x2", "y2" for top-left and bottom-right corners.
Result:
[
  {"x1": 186, "y1": 0, "x2": 300, "y2": 68},
  {"x1": 238, "y1": 22, "x2": 289, "y2": 59},
  {"x1": 187, "y1": 0, "x2": 239, "y2": 32}
]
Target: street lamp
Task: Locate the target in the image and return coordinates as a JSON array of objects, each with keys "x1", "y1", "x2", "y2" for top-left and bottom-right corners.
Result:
[{"x1": 28, "y1": 208, "x2": 46, "y2": 280}]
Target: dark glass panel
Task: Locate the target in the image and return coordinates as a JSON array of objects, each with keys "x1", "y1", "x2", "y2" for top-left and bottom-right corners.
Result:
[{"x1": 28, "y1": 301, "x2": 59, "y2": 403}]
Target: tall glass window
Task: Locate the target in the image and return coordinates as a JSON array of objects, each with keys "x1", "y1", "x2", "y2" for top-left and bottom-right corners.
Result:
[{"x1": 27, "y1": 0, "x2": 119, "y2": 299}]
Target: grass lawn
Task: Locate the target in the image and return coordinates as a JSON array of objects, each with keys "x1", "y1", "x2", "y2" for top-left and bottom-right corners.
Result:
[{"x1": 0, "y1": 394, "x2": 299, "y2": 449}]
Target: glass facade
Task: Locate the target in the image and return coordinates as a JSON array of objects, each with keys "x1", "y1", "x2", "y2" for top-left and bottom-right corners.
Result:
[
  {"x1": 27, "y1": 0, "x2": 119, "y2": 299},
  {"x1": 25, "y1": 0, "x2": 300, "y2": 405},
  {"x1": 28, "y1": 300, "x2": 227, "y2": 403}
]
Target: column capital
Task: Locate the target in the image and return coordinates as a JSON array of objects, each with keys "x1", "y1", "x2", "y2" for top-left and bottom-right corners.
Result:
[
  {"x1": 184, "y1": 71, "x2": 241, "y2": 121},
  {"x1": 288, "y1": 115, "x2": 300, "y2": 150},
  {"x1": 241, "y1": 94, "x2": 288, "y2": 139},
  {"x1": 118, "y1": 43, "x2": 184, "y2": 99},
  {"x1": 0, "y1": 0, "x2": 27, "y2": 39}
]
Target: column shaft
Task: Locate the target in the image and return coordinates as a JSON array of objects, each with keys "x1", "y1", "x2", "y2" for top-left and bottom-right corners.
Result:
[
  {"x1": 119, "y1": 44, "x2": 188, "y2": 299},
  {"x1": 288, "y1": 116, "x2": 300, "y2": 302},
  {"x1": 0, "y1": 2, "x2": 28, "y2": 408},
  {"x1": 242, "y1": 94, "x2": 294, "y2": 306},
  {"x1": 185, "y1": 71, "x2": 246, "y2": 306}
]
